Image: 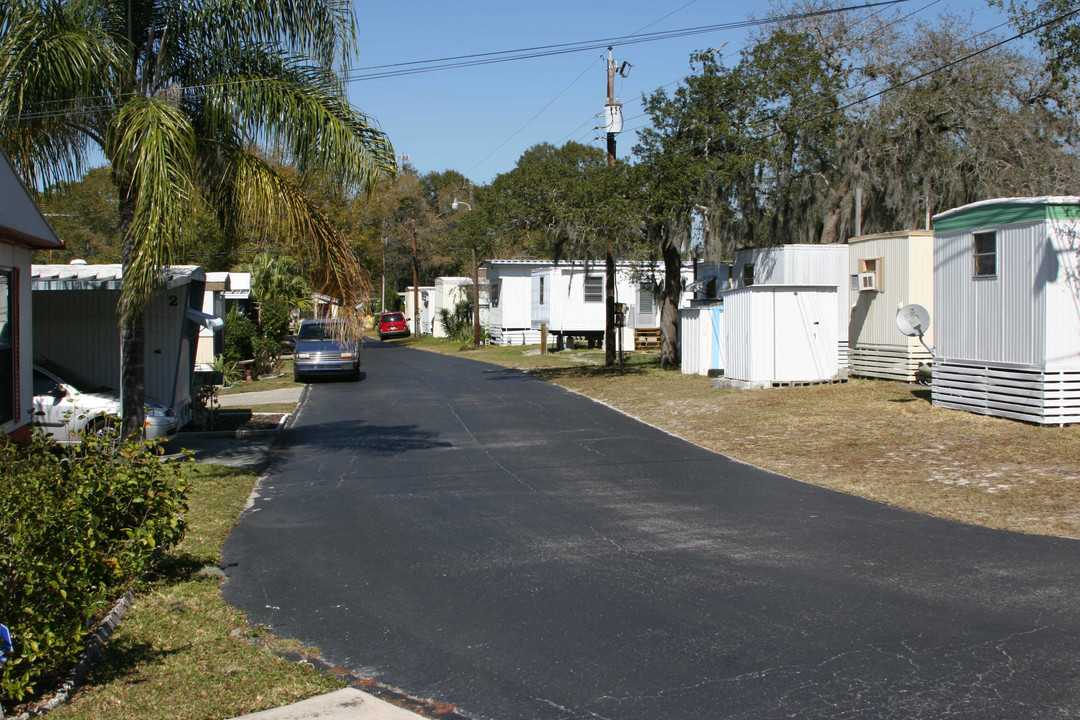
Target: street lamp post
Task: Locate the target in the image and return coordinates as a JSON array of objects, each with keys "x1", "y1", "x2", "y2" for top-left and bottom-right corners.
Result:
[{"x1": 451, "y1": 183, "x2": 481, "y2": 346}]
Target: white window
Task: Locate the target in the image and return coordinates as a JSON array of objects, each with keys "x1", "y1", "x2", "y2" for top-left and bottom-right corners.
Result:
[
  {"x1": 638, "y1": 283, "x2": 655, "y2": 314},
  {"x1": 584, "y1": 276, "x2": 603, "y2": 303}
]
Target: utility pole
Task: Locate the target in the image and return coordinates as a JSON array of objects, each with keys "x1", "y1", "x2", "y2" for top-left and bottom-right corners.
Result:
[
  {"x1": 381, "y1": 237, "x2": 387, "y2": 313},
  {"x1": 411, "y1": 220, "x2": 420, "y2": 338},
  {"x1": 468, "y1": 181, "x2": 481, "y2": 346},
  {"x1": 602, "y1": 47, "x2": 628, "y2": 366}
]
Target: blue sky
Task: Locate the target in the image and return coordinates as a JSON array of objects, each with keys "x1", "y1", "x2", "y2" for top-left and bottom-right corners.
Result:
[{"x1": 347, "y1": 0, "x2": 1015, "y2": 187}]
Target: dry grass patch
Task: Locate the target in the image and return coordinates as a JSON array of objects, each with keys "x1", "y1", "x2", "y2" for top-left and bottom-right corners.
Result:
[{"x1": 530, "y1": 363, "x2": 1080, "y2": 539}]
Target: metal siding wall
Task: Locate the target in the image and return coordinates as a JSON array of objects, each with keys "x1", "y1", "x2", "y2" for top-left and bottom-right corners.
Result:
[
  {"x1": 32, "y1": 290, "x2": 121, "y2": 390},
  {"x1": 504, "y1": 269, "x2": 534, "y2": 329},
  {"x1": 725, "y1": 289, "x2": 753, "y2": 381},
  {"x1": 935, "y1": 230, "x2": 972, "y2": 360},
  {"x1": 1047, "y1": 221, "x2": 1080, "y2": 368},
  {"x1": 1000, "y1": 225, "x2": 1043, "y2": 366},
  {"x1": 680, "y1": 308, "x2": 702, "y2": 374}
]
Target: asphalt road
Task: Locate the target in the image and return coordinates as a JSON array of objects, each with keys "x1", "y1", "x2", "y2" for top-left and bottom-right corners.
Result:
[{"x1": 221, "y1": 340, "x2": 1080, "y2": 719}]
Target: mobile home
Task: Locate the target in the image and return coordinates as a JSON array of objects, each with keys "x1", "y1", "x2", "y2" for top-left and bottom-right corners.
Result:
[
  {"x1": 847, "y1": 231, "x2": 934, "y2": 381},
  {"x1": 484, "y1": 260, "x2": 550, "y2": 345},
  {"x1": 0, "y1": 148, "x2": 64, "y2": 441},
  {"x1": 932, "y1": 197, "x2": 1080, "y2": 424}
]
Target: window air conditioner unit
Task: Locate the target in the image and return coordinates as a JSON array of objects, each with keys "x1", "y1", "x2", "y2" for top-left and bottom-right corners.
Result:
[{"x1": 858, "y1": 272, "x2": 878, "y2": 292}]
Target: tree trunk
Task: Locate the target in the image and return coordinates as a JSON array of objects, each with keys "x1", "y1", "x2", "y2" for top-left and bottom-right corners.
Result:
[
  {"x1": 660, "y1": 238, "x2": 682, "y2": 368},
  {"x1": 605, "y1": 251, "x2": 616, "y2": 367},
  {"x1": 118, "y1": 189, "x2": 146, "y2": 438}
]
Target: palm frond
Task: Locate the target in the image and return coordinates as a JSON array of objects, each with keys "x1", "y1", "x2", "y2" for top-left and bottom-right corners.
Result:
[
  {"x1": 218, "y1": 149, "x2": 368, "y2": 311},
  {"x1": 0, "y1": 1, "x2": 120, "y2": 185},
  {"x1": 106, "y1": 96, "x2": 197, "y2": 323}
]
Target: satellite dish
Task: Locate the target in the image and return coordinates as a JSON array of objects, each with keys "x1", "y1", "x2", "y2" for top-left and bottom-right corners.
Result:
[
  {"x1": 896, "y1": 304, "x2": 930, "y2": 338},
  {"x1": 897, "y1": 303, "x2": 935, "y2": 358}
]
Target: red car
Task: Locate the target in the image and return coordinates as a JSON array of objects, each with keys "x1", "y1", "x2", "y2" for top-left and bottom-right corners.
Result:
[{"x1": 377, "y1": 311, "x2": 410, "y2": 340}]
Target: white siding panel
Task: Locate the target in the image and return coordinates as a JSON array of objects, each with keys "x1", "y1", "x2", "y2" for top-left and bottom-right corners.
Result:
[{"x1": 680, "y1": 306, "x2": 725, "y2": 376}]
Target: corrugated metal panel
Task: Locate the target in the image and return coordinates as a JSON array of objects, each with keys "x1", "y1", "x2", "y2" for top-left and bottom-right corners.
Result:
[
  {"x1": 848, "y1": 232, "x2": 934, "y2": 352},
  {"x1": 32, "y1": 289, "x2": 121, "y2": 390},
  {"x1": 724, "y1": 286, "x2": 837, "y2": 384},
  {"x1": 680, "y1": 306, "x2": 724, "y2": 375},
  {"x1": 935, "y1": 222, "x2": 1046, "y2": 366},
  {"x1": 1046, "y1": 221, "x2": 1080, "y2": 368}
]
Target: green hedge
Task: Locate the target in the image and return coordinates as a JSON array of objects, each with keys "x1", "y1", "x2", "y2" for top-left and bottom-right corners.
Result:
[{"x1": 0, "y1": 432, "x2": 188, "y2": 706}]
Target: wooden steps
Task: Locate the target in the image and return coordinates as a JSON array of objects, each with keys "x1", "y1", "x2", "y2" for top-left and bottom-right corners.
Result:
[{"x1": 635, "y1": 328, "x2": 661, "y2": 349}]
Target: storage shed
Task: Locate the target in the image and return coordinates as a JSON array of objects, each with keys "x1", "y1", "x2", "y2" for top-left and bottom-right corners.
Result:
[
  {"x1": 680, "y1": 304, "x2": 725, "y2": 376},
  {"x1": 31, "y1": 263, "x2": 212, "y2": 426},
  {"x1": 847, "y1": 231, "x2": 934, "y2": 381},
  {"x1": 932, "y1": 197, "x2": 1080, "y2": 424},
  {"x1": 722, "y1": 285, "x2": 838, "y2": 387},
  {"x1": 733, "y1": 244, "x2": 850, "y2": 366}
]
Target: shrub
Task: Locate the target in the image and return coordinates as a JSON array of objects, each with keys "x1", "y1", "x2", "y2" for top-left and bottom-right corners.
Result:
[
  {"x1": 0, "y1": 431, "x2": 188, "y2": 705},
  {"x1": 251, "y1": 335, "x2": 280, "y2": 377},
  {"x1": 258, "y1": 298, "x2": 292, "y2": 344},
  {"x1": 223, "y1": 309, "x2": 256, "y2": 363}
]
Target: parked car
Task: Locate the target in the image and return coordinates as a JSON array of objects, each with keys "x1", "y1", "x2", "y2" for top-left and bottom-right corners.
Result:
[
  {"x1": 32, "y1": 364, "x2": 178, "y2": 444},
  {"x1": 377, "y1": 311, "x2": 410, "y2": 340},
  {"x1": 293, "y1": 318, "x2": 361, "y2": 382}
]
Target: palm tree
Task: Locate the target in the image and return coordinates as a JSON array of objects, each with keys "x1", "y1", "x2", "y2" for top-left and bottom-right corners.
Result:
[
  {"x1": 0, "y1": 0, "x2": 394, "y2": 433},
  {"x1": 242, "y1": 254, "x2": 313, "y2": 310}
]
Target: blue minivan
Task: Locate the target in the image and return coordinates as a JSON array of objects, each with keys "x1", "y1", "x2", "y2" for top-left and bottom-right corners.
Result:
[{"x1": 292, "y1": 318, "x2": 361, "y2": 382}]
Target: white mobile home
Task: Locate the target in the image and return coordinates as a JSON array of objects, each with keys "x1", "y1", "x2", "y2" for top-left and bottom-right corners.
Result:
[
  {"x1": 847, "y1": 231, "x2": 934, "y2": 381},
  {"x1": 722, "y1": 285, "x2": 838, "y2": 387},
  {"x1": 484, "y1": 260, "x2": 550, "y2": 345},
  {"x1": 0, "y1": 148, "x2": 64, "y2": 441},
  {"x1": 733, "y1": 244, "x2": 850, "y2": 366},
  {"x1": 432, "y1": 277, "x2": 472, "y2": 338},
  {"x1": 401, "y1": 285, "x2": 434, "y2": 334},
  {"x1": 32, "y1": 263, "x2": 215, "y2": 426},
  {"x1": 530, "y1": 261, "x2": 701, "y2": 350},
  {"x1": 195, "y1": 271, "x2": 249, "y2": 367},
  {"x1": 932, "y1": 197, "x2": 1080, "y2": 424}
]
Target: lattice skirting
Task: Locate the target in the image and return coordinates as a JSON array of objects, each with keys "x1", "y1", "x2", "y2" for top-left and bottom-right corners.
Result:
[
  {"x1": 491, "y1": 328, "x2": 542, "y2": 346},
  {"x1": 849, "y1": 344, "x2": 932, "y2": 382},
  {"x1": 838, "y1": 341, "x2": 849, "y2": 369},
  {"x1": 932, "y1": 361, "x2": 1080, "y2": 425}
]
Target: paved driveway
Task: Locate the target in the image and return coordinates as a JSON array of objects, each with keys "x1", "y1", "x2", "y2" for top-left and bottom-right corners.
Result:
[{"x1": 222, "y1": 340, "x2": 1080, "y2": 719}]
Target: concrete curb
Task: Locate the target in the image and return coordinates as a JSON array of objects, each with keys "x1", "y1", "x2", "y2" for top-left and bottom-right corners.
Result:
[{"x1": 174, "y1": 414, "x2": 290, "y2": 440}]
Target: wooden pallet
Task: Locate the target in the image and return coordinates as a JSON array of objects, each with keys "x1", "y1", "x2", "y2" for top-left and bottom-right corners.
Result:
[{"x1": 635, "y1": 328, "x2": 661, "y2": 349}]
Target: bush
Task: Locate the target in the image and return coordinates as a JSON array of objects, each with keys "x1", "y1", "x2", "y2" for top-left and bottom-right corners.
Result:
[
  {"x1": 251, "y1": 335, "x2": 280, "y2": 377},
  {"x1": 439, "y1": 298, "x2": 474, "y2": 343},
  {"x1": 258, "y1": 298, "x2": 292, "y2": 344},
  {"x1": 223, "y1": 309, "x2": 256, "y2": 364},
  {"x1": 0, "y1": 432, "x2": 188, "y2": 705}
]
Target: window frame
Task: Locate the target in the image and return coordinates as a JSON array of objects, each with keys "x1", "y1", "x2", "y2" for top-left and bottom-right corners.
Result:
[
  {"x1": 973, "y1": 231, "x2": 997, "y2": 278},
  {"x1": 583, "y1": 276, "x2": 603, "y2": 303},
  {"x1": 0, "y1": 267, "x2": 15, "y2": 426}
]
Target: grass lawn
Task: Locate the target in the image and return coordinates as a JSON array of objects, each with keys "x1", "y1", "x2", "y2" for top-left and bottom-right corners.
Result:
[{"x1": 46, "y1": 464, "x2": 344, "y2": 720}]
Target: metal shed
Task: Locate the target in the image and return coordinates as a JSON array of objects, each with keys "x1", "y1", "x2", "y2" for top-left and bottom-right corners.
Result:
[
  {"x1": 932, "y1": 196, "x2": 1080, "y2": 424},
  {"x1": 31, "y1": 263, "x2": 211, "y2": 426},
  {"x1": 722, "y1": 285, "x2": 838, "y2": 387},
  {"x1": 733, "y1": 244, "x2": 850, "y2": 366},
  {"x1": 847, "y1": 231, "x2": 934, "y2": 381},
  {"x1": 432, "y1": 277, "x2": 472, "y2": 338}
]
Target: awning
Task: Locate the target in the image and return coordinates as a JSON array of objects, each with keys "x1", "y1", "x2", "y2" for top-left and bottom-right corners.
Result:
[{"x1": 186, "y1": 308, "x2": 225, "y2": 332}]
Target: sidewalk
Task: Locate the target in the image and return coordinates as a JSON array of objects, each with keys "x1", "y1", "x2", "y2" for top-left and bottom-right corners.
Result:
[
  {"x1": 216, "y1": 385, "x2": 305, "y2": 408},
  {"x1": 228, "y1": 689, "x2": 423, "y2": 720}
]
